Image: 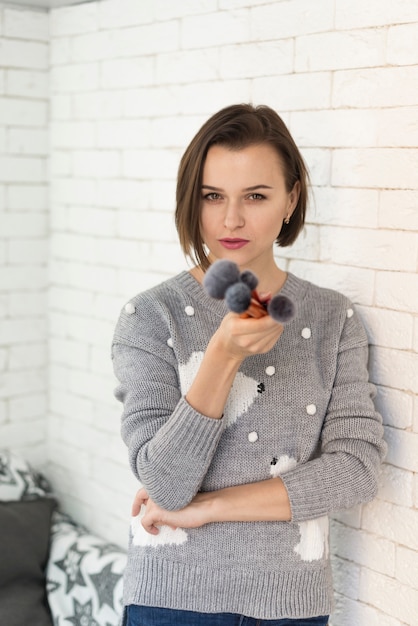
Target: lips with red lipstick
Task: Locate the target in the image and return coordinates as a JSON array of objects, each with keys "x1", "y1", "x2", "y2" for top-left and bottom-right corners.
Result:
[{"x1": 218, "y1": 238, "x2": 249, "y2": 250}]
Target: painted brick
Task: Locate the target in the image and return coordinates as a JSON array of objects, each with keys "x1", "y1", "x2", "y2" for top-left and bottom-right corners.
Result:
[
  {"x1": 7, "y1": 128, "x2": 48, "y2": 155},
  {"x1": 124, "y1": 85, "x2": 183, "y2": 118},
  {"x1": 50, "y1": 338, "x2": 89, "y2": 369},
  {"x1": 374, "y1": 386, "x2": 413, "y2": 430},
  {"x1": 7, "y1": 185, "x2": 48, "y2": 210},
  {"x1": 98, "y1": 21, "x2": 179, "y2": 58},
  {"x1": 356, "y1": 306, "x2": 413, "y2": 350},
  {"x1": 331, "y1": 556, "x2": 361, "y2": 600},
  {"x1": 50, "y1": 94, "x2": 71, "y2": 120},
  {"x1": 251, "y1": 0, "x2": 334, "y2": 40},
  {"x1": 70, "y1": 32, "x2": 102, "y2": 62},
  {"x1": 51, "y1": 63, "x2": 99, "y2": 93},
  {"x1": 0, "y1": 97, "x2": 47, "y2": 126},
  {"x1": 320, "y1": 226, "x2": 417, "y2": 272},
  {"x1": 332, "y1": 595, "x2": 403, "y2": 626},
  {"x1": 0, "y1": 369, "x2": 45, "y2": 398},
  {"x1": 50, "y1": 151, "x2": 71, "y2": 176},
  {"x1": 50, "y1": 121, "x2": 96, "y2": 148},
  {"x1": 9, "y1": 292, "x2": 46, "y2": 317},
  {"x1": 9, "y1": 393, "x2": 47, "y2": 422},
  {"x1": 72, "y1": 150, "x2": 120, "y2": 178},
  {"x1": 3, "y1": 8, "x2": 49, "y2": 41},
  {"x1": 375, "y1": 271, "x2": 418, "y2": 314},
  {"x1": 118, "y1": 209, "x2": 177, "y2": 243},
  {"x1": 49, "y1": 286, "x2": 94, "y2": 315},
  {"x1": 221, "y1": 40, "x2": 293, "y2": 79},
  {"x1": 73, "y1": 92, "x2": 122, "y2": 120},
  {"x1": 182, "y1": 9, "x2": 249, "y2": 49},
  {"x1": 290, "y1": 110, "x2": 378, "y2": 148},
  {"x1": 0, "y1": 319, "x2": 46, "y2": 346},
  {"x1": 304, "y1": 262, "x2": 370, "y2": 306},
  {"x1": 0, "y1": 401, "x2": 8, "y2": 425},
  {"x1": 335, "y1": 0, "x2": 418, "y2": 29},
  {"x1": 98, "y1": 0, "x2": 155, "y2": 29},
  {"x1": 68, "y1": 206, "x2": 116, "y2": 237},
  {"x1": 49, "y1": 390, "x2": 93, "y2": 424},
  {"x1": 299, "y1": 148, "x2": 331, "y2": 186},
  {"x1": 310, "y1": 187, "x2": 378, "y2": 228},
  {"x1": 96, "y1": 179, "x2": 149, "y2": 209},
  {"x1": 156, "y1": 48, "x2": 219, "y2": 85},
  {"x1": 387, "y1": 22, "x2": 418, "y2": 66},
  {"x1": 379, "y1": 464, "x2": 414, "y2": 508},
  {"x1": 331, "y1": 148, "x2": 418, "y2": 190},
  {"x1": 383, "y1": 426, "x2": 418, "y2": 473},
  {"x1": 97, "y1": 120, "x2": 151, "y2": 148},
  {"x1": 377, "y1": 106, "x2": 418, "y2": 147},
  {"x1": 5, "y1": 69, "x2": 48, "y2": 99},
  {"x1": 0, "y1": 266, "x2": 47, "y2": 291},
  {"x1": 1, "y1": 39, "x2": 48, "y2": 70},
  {"x1": 295, "y1": 29, "x2": 385, "y2": 72},
  {"x1": 50, "y1": 36, "x2": 71, "y2": 65},
  {"x1": 1, "y1": 212, "x2": 47, "y2": 237},
  {"x1": 363, "y1": 500, "x2": 418, "y2": 551},
  {"x1": 51, "y1": 178, "x2": 97, "y2": 205},
  {"x1": 0, "y1": 156, "x2": 46, "y2": 183},
  {"x1": 122, "y1": 149, "x2": 179, "y2": 180},
  {"x1": 331, "y1": 521, "x2": 395, "y2": 577},
  {"x1": 359, "y1": 568, "x2": 418, "y2": 624},
  {"x1": 0, "y1": 69, "x2": 4, "y2": 94},
  {"x1": 50, "y1": 260, "x2": 117, "y2": 294},
  {"x1": 50, "y1": 2, "x2": 98, "y2": 37},
  {"x1": 379, "y1": 190, "x2": 418, "y2": 230},
  {"x1": 100, "y1": 57, "x2": 154, "y2": 89},
  {"x1": 253, "y1": 73, "x2": 332, "y2": 111},
  {"x1": 333, "y1": 66, "x2": 418, "y2": 108},
  {"x1": 396, "y1": 545, "x2": 418, "y2": 589},
  {"x1": 369, "y1": 346, "x2": 418, "y2": 395},
  {"x1": 176, "y1": 79, "x2": 251, "y2": 116},
  {"x1": 154, "y1": 0, "x2": 216, "y2": 19},
  {"x1": 151, "y1": 115, "x2": 206, "y2": 148},
  {"x1": 9, "y1": 344, "x2": 46, "y2": 370},
  {"x1": 7, "y1": 238, "x2": 48, "y2": 264}
]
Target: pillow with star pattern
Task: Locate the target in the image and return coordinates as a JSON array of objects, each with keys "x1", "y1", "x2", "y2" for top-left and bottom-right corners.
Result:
[
  {"x1": 46, "y1": 511, "x2": 126, "y2": 626},
  {"x1": 0, "y1": 449, "x2": 53, "y2": 501}
]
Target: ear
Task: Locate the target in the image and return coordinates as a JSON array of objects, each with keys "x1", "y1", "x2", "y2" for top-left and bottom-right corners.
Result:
[{"x1": 287, "y1": 180, "x2": 300, "y2": 217}]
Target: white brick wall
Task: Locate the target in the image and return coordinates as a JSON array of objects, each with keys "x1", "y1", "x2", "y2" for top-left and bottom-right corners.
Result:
[
  {"x1": 0, "y1": 5, "x2": 49, "y2": 466},
  {"x1": 0, "y1": 0, "x2": 417, "y2": 623}
]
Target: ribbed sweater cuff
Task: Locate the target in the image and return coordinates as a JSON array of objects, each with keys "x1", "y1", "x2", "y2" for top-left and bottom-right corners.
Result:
[{"x1": 280, "y1": 463, "x2": 328, "y2": 522}]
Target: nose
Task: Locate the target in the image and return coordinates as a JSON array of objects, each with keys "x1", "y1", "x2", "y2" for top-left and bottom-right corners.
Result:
[{"x1": 224, "y1": 198, "x2": 244, "y2": 231}]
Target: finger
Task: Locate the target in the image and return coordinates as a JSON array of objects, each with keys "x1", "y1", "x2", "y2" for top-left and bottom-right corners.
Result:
[
  {"x1": 131, "y1": 491, "x2": 148, "y2": 516},
  {"x1": 141, "y1": 517, "x2": 160, "y2": 535}
]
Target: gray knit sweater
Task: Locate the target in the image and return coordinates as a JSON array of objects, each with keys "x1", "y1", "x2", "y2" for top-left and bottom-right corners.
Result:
[{"x1": 112, "y1": 270, "x2": 386, "y2": 620}]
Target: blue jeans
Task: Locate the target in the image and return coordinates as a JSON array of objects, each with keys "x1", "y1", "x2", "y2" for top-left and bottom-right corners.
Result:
[{"x1": 126, "y1": 605, "x2": 329, "y2": 625}]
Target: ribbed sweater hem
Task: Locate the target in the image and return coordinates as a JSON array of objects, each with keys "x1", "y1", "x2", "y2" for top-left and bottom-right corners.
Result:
[{"x1": 123, "y1": 555, "x2": 334, "y2": 620}]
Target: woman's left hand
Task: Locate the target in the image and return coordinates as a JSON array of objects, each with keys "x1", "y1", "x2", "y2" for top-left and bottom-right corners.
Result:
[{"x1": 132, "y1": 488, "x2": 214, "y2": 535}]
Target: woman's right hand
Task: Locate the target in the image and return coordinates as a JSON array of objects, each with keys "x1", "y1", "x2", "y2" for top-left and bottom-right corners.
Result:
[{"x1": 212, "y1": 310, "x2": 285, "y2": 363}]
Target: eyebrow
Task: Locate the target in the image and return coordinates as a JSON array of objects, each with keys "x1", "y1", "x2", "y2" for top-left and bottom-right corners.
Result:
[{"x1": 201, "y1": 184, "x2": 273, "y2": 191}]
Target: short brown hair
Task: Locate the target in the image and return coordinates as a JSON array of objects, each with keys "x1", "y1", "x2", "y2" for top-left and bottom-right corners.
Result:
[{"x1": 175, "y1": 103, "x2": 309, "y2": 271}]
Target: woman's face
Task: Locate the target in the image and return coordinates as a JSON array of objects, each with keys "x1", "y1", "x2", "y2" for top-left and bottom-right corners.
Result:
[{"x1": 200, "y1": 143, "x2": 299, "y2": 275}]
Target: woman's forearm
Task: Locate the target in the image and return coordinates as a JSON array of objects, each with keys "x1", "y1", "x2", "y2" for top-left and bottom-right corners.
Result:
[
  {"x1": 207, "y1": 477, "x2": 292, "y2": 523},
  {"x1": 136, "y1": 477, "x2": 292, "y2": 535}
]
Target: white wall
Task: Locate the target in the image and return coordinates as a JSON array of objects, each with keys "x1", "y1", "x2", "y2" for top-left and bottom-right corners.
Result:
[
  {"x1": 1, "y1": 0, "x2": 417, "y2": 624},
  {"x1": 0, "y1": 4, "x2": 49, "y2": 465}
]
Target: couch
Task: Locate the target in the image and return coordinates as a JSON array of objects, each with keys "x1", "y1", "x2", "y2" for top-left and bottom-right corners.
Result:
[{"x1": 0, "y1": 450, "x2": 126, "y2": 626}]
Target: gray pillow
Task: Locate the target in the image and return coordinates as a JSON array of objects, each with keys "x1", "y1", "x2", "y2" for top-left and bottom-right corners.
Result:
[{"x1": 0, "y1": 497, "x2": 56, "y2": 626}]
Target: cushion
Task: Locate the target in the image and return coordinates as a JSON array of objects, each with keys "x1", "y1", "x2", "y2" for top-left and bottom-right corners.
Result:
[
  {"x1": 0, "y1": 497, "x2": 56, "y2": 626},
  {"x1": 46, "y1": 512, "x2": 126, "y2": 626},
  {"x1": 0, "y1": 450, "x2": 52, "y2": 501}
]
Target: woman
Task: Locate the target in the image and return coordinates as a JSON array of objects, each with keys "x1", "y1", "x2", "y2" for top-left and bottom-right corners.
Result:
[{"x1": 112, "y1": 104, "x2": 386, "y2": 626}]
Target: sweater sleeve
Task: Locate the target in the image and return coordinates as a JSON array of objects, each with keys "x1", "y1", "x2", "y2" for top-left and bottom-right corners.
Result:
[
  {"x1": 280, "y1": 304, "x2": 387, "y2": 523},
  {"x1": 111, "y1": 299, "x2": 225, "y2": 511}
]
